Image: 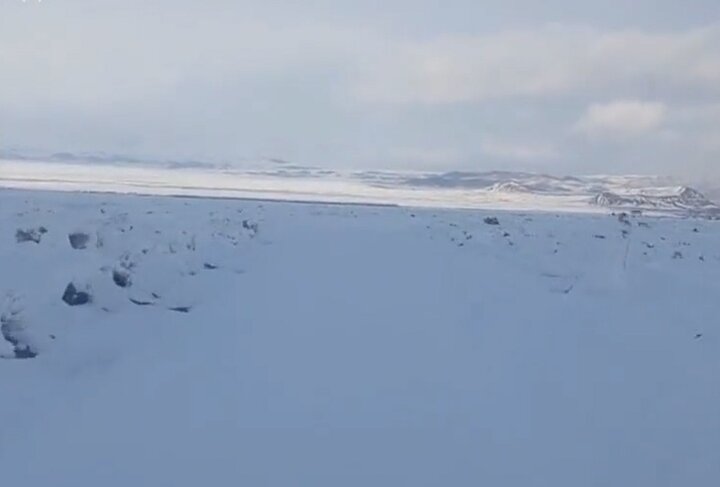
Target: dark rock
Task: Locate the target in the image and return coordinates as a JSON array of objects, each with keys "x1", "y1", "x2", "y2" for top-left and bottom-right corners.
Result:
[
  {"x1": 242, "y1": 220, "x2": 259, "y2": 234},
  {"x1": 1, "y1": 320, "x2": 37, "y2": 359},
  {"x1": 112, "y1": 270, "x2": 131, "y2": 288},
  {"x1": 62, "y1": 283, "x2": 91, "y2": 306},
  {"x1": 484, "y1": 217, "x2": 500, "y2": 226},
  {"x1": 130, "y1": 298, "x2": 154, "y2": 306},
  {"x1": 14, "y1": 345, "x2": 37, "y2": 359},
  {"x1": 16, "y1": 228, "x2": 41, "y2": 244},
  {"x1": 168, "y1": 306, "x2": 191, "y2": 313},
  {"x1": 68, "y1": 232, "x2": 90, "y2": 249},
  {"x1": 203, "y1": 263, "x2": 219, "y2": 270}
]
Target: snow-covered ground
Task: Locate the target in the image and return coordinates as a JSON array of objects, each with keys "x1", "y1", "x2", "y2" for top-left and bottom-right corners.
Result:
[
  {"x1": 2, "y1": 158, "x2": 718, "y2": 216},
  {"x1": 1, "y1": 187, "x2": 719, "y2": 486}
]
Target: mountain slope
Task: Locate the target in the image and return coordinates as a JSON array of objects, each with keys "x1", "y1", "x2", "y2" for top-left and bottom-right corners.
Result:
[{"x1": 591, "y1": 186, "x2": 719, "y2": 213}]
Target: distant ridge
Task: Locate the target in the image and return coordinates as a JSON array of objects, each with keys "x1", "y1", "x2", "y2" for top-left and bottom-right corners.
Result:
[
  {"x1": 0, "y1": 151, "x2": 717, "y2": 216},
  {"x1": 591, "y1": 187, "x2": 718, "y2": 214}
]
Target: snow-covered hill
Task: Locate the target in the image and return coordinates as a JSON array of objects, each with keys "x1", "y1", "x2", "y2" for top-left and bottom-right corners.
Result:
[
  {"x1": 591, "y1": 186, "x2": 718, "y2": 214},
  {"x1": 0, "y1": 187, "x2": 718, "y2": 486},
  {"x1": 1, "y1": 157, "x2": 718, "y2": 216}
]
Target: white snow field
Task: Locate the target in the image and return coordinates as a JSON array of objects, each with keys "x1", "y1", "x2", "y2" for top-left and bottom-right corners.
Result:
[
  {"x1": 2, "y1": 158, "x2": 719, "y2": 216},
  {"x1": 1, "y1": 187, "x2": 719, "y2": 486}
]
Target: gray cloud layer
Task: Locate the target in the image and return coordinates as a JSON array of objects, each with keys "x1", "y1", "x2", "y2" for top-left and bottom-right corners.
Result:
[{"x1": 1, "y1": 0, "x2": 719, "y2": 179}]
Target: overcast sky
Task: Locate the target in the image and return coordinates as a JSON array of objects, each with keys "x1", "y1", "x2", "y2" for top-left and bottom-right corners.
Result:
[{"x1": 1, "y1": 0, "x2": 719, "y2": 178}]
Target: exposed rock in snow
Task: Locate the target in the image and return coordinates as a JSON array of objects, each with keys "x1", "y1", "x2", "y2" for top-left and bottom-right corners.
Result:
[
  {"x1": 16, "y1": 228, "x2": 43, "y2": 244},
  {"x1": 488, "y1": 181, "x2": 532, "y2": 193},
  {"x1": 68, "y1": 232, "x2": 91, "y2": 249},
  {"x1": 112, "y1": 269, "x2": 131, "y2": 288},
  {"x1": 591, "y1": 186, "x2": 718, "y2": 215},
  {"x1": 62, "y1": 283, "x2": 92, "y2": 306}
]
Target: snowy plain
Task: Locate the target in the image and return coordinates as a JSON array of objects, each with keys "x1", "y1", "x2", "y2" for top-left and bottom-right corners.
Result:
[
  {"x1": 2, "y1": 158, "x2": 717, "y2": 215},
  {"x1": 0, "y1": 169, "x2": 719, "y2": 485}
]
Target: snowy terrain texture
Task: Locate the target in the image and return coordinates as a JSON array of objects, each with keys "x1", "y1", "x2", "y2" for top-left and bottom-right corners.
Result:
[
  {"x1": 0, "y1": 178, "x2": 719, "y2": 484},
  {"x1": 1, "y1": 157, "x2": 719, "y2": 216}
]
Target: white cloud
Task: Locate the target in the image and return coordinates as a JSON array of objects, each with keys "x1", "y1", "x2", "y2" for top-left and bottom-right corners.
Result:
[
  {"x1": 1, "y1": 1, "x2": 719, "y2": 179},
  {"x1": 0, "y1": 5, "x2": 362, "y2": 111},
  {"x1": 352, "y1": 25, "x2": 720, "y2": 104},
  {"x1": 377, "y1": 147, "x2": 468, "y2": 169},
  {"x1": 480, "y1": 138, "x2": 558, "y2": 162},
  {"x1": 672, "y1": 103, "x2": 720, "y2": 125},
  {"x1": 574, "y1": 101, "x2": 667, "y2": 138},
  {"x1": 3, "y1": 8, "x2": 718, "y2": 111}
]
